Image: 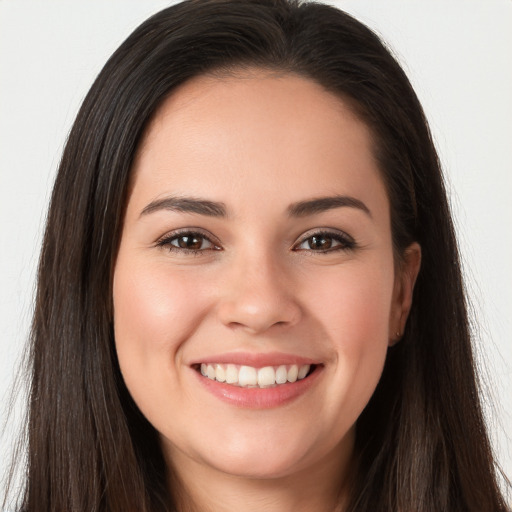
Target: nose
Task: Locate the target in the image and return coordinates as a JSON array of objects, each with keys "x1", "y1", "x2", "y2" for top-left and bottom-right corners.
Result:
[{"x1": 216, "y1": 250, "x2": 302, "y2": 335}]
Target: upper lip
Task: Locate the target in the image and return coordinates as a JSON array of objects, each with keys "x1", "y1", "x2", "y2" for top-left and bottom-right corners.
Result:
[{"x1": 190, "y1": 351, "x2": 320, "y2": 368}]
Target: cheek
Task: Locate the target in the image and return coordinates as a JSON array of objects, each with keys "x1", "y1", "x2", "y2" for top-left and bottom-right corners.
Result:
[
  {"x1": 303, "y1": 260, "x2": 394, "y2": 412},
  {"x1": 111, "y1": 254, "x2": 219, "y2": 430},
  {"x1": 113, "y1": 259, "x2": 205, "y2": 350},
  {"x1": 111, "y1": 255, "x2": 213, "y2": 401},
  {"x1": 307, "y1": 260, "x2": 394, "y2": 343}
]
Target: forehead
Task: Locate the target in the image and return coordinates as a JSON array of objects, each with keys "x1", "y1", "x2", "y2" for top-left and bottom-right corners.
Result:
[{"x1": 128, "y1": 70, "x2": 388, "y2": 221}]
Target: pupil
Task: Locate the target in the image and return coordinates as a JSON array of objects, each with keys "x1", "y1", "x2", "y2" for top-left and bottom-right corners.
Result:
[
  {"x1": 311, "y1": 235, "x2": 332, "y2": 249},
  {"x1": 179, "y1": 235, "x2": 202, "y2": 250}
]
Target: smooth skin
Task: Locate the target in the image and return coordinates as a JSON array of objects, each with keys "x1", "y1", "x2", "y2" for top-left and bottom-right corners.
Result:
[{"x1": 113, "y1": 69, "x2": 421, "y2": 512}]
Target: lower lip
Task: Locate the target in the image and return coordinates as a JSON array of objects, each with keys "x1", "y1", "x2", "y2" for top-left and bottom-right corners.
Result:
[{"x1": 193, "y1": 366, "x2": 322, "y2": 409}]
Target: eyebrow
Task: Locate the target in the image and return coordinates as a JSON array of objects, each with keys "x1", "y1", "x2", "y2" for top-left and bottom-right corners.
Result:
[
  {"x1": 140, "y1": 196, "x2": 227, "y2": 218},
  {"x1": 287, "y1": 195, "x2": 372, "y2": 218},
  {"x1": 139, "y1": 194, "x2": 371, "y2": 219}
]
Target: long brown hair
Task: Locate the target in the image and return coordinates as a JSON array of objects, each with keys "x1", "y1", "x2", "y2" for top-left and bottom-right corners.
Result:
[{"x1": 5, "y1": 0, "x2": 509, "y2": 510}]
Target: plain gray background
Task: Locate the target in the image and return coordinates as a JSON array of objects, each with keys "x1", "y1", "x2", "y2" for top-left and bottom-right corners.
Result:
[{"x1": 1, "y1": 0, "x2": 511, "y2": 497}]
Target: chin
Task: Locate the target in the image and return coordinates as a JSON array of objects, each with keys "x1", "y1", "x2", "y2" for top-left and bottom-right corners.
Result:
[
  {"x1": 210, "y1": 450, "x2": 308, "y2": 480},
  {"x1": 194, "y1": 425, "x2": 327, "y2": 480}
]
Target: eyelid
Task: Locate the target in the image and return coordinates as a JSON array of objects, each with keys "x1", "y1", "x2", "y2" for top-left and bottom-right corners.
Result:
[
  {"x1": 156, "y1": 228, "x2": 222, "y2": 251},
  {"x1": 293, "y1": 228, "x2": 356, "y2": 252}
]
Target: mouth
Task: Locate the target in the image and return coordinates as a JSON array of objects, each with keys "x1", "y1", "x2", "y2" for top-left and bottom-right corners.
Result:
[{"x1": 193, "y1": 363, "x2": 318, "y2": 388}]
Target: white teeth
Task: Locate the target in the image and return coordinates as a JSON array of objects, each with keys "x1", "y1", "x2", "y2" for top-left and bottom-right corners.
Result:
[
  {"x1": 226, "y1": 364, "x2": 238, "y2": 384},
  {"x1": 215, "y1": 364, "x2": 226, "y2": 383},
  {"x1": 275, "y1": 365, "x2": 288, "y2": 384},
  {"x1": 198, "y1": 363, "x2": 312, "y2": 388},
  {"x1": 287, "y1": 365, "x2": 298, "y2": 383},
  {"x1": 297, "y1": 364, "x2": 310, "y2": 380},
  {"x1": 257, "y1": 366, "x2": 276, "y2": 387},
  {"x1": 207, "y1": 365, "x2": 216, "y2": 380},
  {"x1": 238, "y1": 366, "x2": 257, "y2": 387}
]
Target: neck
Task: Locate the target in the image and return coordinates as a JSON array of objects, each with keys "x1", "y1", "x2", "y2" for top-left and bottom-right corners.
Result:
[{"x1": 166, "y1": 435, "x2": 355, "y2": 512}]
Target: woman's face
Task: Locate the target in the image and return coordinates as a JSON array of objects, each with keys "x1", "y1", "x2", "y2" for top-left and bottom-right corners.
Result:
[{"x1": 113, "y1": 71, "x2": 419, "y2": 482}]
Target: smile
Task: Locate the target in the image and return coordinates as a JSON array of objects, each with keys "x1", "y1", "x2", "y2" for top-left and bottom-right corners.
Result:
[
  {"x1": 199, "y1": 363, "x2": 312, "y2": 388},
  {"x1": 191, "y1": 354, "x2": 322, "y2": 408}
]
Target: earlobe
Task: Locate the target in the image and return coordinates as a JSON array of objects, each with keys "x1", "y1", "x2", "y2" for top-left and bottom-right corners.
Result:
[{"x1": 388, "y1": 242, "x2": 421, "y2": 346}]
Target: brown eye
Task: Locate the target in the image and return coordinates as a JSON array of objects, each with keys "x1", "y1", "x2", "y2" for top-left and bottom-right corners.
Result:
[
  {"x1": 295, "y1": 230, "x2": 355, "y2": 253},
  {"x1": 307, "y1": 235, "x2": 334, "y2": 250},
  {"x1": 174, "y1": 234, "x2": 207, "y2": 250},
  {"x1": 157, "y1": 231, "x2": 219, "y2": 253}
]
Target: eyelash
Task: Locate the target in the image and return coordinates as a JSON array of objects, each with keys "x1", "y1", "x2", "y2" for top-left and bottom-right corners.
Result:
[
  {"x1": 295, "y1": 230, "x2": 356, "y2": 253},
  {"x1": 156, "y1": 229, "x2": 220, "y2": 256},
  {"x1": 156, "y1": 229, "x2": 356, "y2": 256}
]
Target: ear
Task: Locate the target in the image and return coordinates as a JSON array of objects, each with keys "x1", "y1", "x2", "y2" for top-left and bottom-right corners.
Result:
[{"x1": 388, "y1": 242, "x2": 421, "y2": 346}]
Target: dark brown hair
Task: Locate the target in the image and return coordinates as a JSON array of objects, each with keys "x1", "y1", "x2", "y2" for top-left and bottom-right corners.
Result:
[{"x1": 5, "y1": 0, "x2": 509, "y2": 510}]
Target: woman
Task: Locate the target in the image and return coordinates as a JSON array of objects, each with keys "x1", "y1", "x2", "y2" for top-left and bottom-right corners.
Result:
[{"x1": 3, "y1": 0, "x2": 510, "y2": 511}]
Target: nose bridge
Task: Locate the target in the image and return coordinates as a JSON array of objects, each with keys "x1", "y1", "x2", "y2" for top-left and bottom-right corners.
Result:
[{"x1": 217, "y1": 243, "x2": 301, "y2": 334}]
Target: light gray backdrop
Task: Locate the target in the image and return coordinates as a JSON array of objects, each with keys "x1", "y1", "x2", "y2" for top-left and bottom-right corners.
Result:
[{"x1": 1, "y1": 0, "x2": 511, "y2": 499}]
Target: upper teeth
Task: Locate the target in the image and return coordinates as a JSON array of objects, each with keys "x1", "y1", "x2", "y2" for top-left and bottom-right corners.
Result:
[{"x1": 200, "y1": 363, "x2": 311, "y2": 388}]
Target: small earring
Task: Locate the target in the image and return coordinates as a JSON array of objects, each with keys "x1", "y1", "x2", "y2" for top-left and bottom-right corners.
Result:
[{"x1": 396, "y1": 331, "x2": 401, "y2": 338}]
